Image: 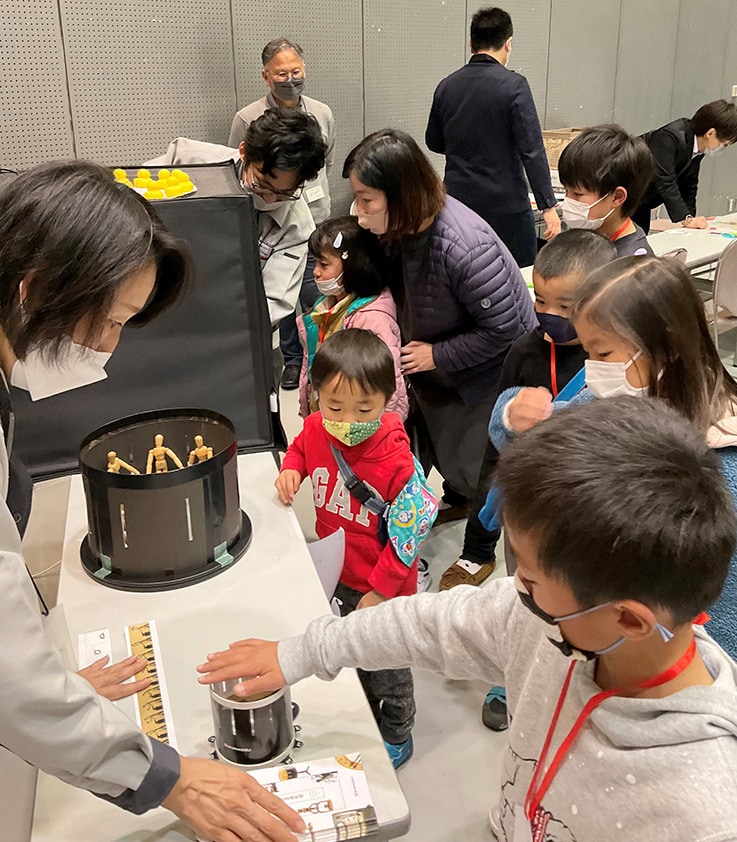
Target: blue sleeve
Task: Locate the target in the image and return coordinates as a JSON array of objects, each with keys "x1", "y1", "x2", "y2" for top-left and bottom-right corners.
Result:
[
  {"x1": 97, "y1": 739, "x2": 180, "y2": 815},
  {"x1": 489, "y1": 387, "x2": 523, "y2": 451}
]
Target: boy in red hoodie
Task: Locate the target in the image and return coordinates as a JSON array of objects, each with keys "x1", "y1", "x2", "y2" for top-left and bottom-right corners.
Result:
[{"x1": 276, "y1": 328, "x2": 436, "y2": 769}]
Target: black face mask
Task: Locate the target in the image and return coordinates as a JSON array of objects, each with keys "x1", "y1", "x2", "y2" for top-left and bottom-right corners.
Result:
[
  {"x1": 537, "y1": 311, "x2": 578, "y2": 344},
  {"x1": 514, "y1": 575, "x2": 625, "y2": 662}
]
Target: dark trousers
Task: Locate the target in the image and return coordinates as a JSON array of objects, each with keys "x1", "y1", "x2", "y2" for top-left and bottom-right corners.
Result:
[
  {"x1": 280, "y1": 254, "x2": 319, "y2": 367},
  {"x1": 484, "y1": 208, "x2": 538, "y2": 268},
  {"x1": 333, "y1": 582, "x2": 415, "y2": 744},
  {"x1": 632, "y1": 204, "x2": 653, "y2": 235},
  {"x1": 460, "y1": 439, "x2": 502, "y2": 565}
]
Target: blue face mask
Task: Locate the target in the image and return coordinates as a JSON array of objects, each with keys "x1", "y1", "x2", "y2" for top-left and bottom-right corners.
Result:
[
  {"x1": 514, "y1": 575, "x2": 674, "y2": 661},
  {"x1": 536, "y1": 311, "x2": 578, "y2": 344}
]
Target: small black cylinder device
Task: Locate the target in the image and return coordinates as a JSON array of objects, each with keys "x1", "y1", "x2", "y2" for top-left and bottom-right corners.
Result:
[
  {"x1": 79, "y1": 408, "x2": 251, "y2": 591},
  {"x1": 210, "y1": 680, "x2": 295, "y2": 768}
]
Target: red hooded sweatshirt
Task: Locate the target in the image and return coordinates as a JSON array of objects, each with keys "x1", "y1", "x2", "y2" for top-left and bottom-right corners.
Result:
[{"x1": 280, "y1": 412, "x2": 417, "y2": 598}]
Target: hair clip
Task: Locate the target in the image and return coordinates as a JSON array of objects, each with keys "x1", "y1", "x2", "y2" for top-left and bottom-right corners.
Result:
[{"x1": 333, "y1": 232, "x2": 343, "y2": 249}]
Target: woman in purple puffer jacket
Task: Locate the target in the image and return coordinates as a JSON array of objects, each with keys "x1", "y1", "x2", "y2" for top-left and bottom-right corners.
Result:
[{"x1": 344, "y1": 129, "x2": 537, "y2": 590}]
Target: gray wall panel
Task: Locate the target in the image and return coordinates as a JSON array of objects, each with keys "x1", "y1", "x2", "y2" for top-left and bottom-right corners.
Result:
[
  {"x1": 230, "y1": 1, "x2": 363, "y2": 213},
  {"x1": 59, "y1": 0, "x2": 236, "y2": 166},
  {"x1": 363, "y1": 0, "x2": 467, "y2": 172},
  {"x1": 1, "y1": 0, "x2": 74, "y2": 169},
  {"x1": 545, "y1": 0, "x2": 622, "y2": 129},
  {"x1": 614, "y1": 0, "x2": 680, "y2": 134}
]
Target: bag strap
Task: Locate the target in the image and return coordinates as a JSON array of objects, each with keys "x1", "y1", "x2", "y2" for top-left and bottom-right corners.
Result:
[{"x1": 330, "y1": 444, "x2": 387, "y2": 517}]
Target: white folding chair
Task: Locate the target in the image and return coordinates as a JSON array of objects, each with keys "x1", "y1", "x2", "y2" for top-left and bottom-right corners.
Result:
[
  {"x1": 306, "y1": 527, "x2": 345, "y2": 616},
  {"x1": 704, "y1": 240, "x2": 737, "y2": 364}
]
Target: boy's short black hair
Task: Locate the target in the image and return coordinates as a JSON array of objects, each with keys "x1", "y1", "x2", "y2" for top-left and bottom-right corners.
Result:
[
  {"x1": 245, "y1": 109, "x2": 326, "y2": 183},
  {"x1": 496, "y1": 396, "x2": 736, "y2": 626},
  {"x1": 470, "y1": 7, "x2": 513, "y2": 51},
  {"x1": 308, "y1": 216, "x2": 387, "y2": 297},
  {"x1": 558, "y1": 124, "x2": 656, "y2": 216},
  {"x1": 311, "y1": 328, "x2": 396, "y2": 401},
  {"x1": 691, "y1": 99, "x2": 737, "y2": 143},
  {"x1": 534, "y1": 229, "x2": 617, "y2": 281}
]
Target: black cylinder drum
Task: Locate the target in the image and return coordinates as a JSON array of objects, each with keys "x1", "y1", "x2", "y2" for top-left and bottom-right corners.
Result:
[
  {"x1": 79, "y1": 408, "x2": 251, "y2": 590},
  {"x1": 210, "y1": 680, "x2": 295, "y2": 768}
]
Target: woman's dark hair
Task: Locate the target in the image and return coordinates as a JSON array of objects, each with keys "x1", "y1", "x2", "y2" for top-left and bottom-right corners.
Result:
[
  {"x1": 0, "y1": 160, "x2": 190, "y2": 360},
  {"x1": 311, "y1": 328, "x2": 396, "y2": 400},
  {"x1": 308, "y1": 216, "x2": 387, "y2": 297},
  {"x1": 534, "y1": 229, "x2": 617, "y2": 281},
  {"x1": 470, "y1": 7, "x2": 513, "y2": 52},
  {"x1": 245, "y1": 109, "x2": 326, "y2": 183},
  {"x1": 497, "y1": 396, "x2": 736, "y2": 625},
  {"x1": 571, "y1": 255, "x2": 737, "y2": 433},
  {"x1": 691, "y1": 99, "x2": 737, "y2": 143},
  {"x1": 558, "y1": 125, "x2": 656, "y2": 216},
  {"x1": 342, "y1": 129, "x2": 445, "y2": 242}
]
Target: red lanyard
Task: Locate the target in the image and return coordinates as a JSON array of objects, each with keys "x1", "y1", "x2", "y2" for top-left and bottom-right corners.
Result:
[
  {"x1": 525, "y1": 631, "x2": 704, "y2": 820},
  {"x1": 317, "y1": 305, "x2": 337, "y2": 344},
  {"x1": 549, "y1": 343, "x2": 558, "y2": 397},
  {"x1": 610, "y1": 219, "x2": 631, "y2": 242}
]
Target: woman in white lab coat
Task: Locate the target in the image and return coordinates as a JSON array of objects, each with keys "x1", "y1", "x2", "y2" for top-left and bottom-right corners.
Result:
[{"x1": 0, "y1": 161, "x2": 303, "y2": 842}]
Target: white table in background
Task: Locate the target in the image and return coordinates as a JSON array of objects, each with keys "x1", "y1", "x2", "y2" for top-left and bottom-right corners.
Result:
[
  {"x1": 647, "y1": 212, "x2": 737, "y2": 269},
  {"x1": 31, "y1": 452, "x2": 410, "y2": 842}
]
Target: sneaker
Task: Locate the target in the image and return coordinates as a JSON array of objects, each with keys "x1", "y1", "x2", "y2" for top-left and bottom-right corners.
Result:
[
  {"x1": 417, "y1": 558, "x2": 432, "y2": 593},
  {"x1": 432, "y1": 502, "x2": 470, "y2": 528},
  {"x1": 439, "y1": 558, "x2": 496, "y2": 590},
  {"x1": 482, "y1": 686, "x2": 508, "y2": 731},
  {"x1": 384, "y1": 736, "x2": 414, "y2": 769},
  {"x1": 280, "y1": 364, "x2": 300, "y2": 391}
]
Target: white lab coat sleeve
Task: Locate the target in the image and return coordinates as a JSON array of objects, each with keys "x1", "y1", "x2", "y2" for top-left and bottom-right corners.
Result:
[{"x1": 0, "y1": 438, "x2": 179, "y2": 813}]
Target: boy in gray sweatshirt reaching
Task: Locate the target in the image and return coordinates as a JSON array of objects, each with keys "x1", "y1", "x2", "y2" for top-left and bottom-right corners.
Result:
[{"x1": 199, "y1": 397, "x2": 737, "y2": 841}]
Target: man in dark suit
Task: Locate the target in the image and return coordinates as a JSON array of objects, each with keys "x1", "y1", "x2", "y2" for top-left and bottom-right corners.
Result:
[
  {"x1": 425, "y1": 6, "x2": 560, "y2": 268},
  {"x1": 634, "y1": 99, "x2": 737, "y2": 233}
]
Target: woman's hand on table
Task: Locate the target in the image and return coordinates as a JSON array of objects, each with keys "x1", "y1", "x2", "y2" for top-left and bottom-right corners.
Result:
[
  {"x1": 357, "y1": 589, "x2": 388, "y2": 610},
  {"x1": 77, "y1": 654, "x2": 151, "y2": 701},
  {"x1": 162, "y1": 756, "x2": 305, "y2": 842},
  {"x1": 400, "y1": 341, "x2": 436, "y2": 374},
  {"x1": 197, "y1": 639, "x2": 286, "y2": 698},
  {"x1": 506, "y1": 387, "x2": 554, "y2": 433},
  {"x1": 275, "y1": 470, "x2": 302, "y2": 505}
]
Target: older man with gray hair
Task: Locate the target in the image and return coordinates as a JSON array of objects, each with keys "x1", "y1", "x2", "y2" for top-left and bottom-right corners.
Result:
[{"x1": 229, "y1": 37, "x2": 335, "y2": 390}]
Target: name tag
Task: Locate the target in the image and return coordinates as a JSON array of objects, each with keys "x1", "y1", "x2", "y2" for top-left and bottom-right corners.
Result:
[{"x1": 305, "y1": 185, "x2": 326, "y2": 203}]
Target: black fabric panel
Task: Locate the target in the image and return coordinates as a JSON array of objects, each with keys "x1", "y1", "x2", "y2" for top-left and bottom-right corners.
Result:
[{"x1": 12, "y1": 163, "x2": 285, "y2": 480}]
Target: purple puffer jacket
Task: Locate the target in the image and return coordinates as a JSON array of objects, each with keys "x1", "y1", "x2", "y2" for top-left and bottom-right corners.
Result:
[{"x1": 400, "y1": 195, "x2": 536, "y2": 404}]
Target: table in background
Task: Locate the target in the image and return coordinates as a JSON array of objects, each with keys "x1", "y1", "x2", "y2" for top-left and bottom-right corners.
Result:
[{"x1": 31, "y1": 453, "x2": 410, "y2": 842}]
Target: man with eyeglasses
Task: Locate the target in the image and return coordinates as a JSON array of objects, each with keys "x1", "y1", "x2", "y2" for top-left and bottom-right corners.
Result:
[
  {"x1": 146, "y1": 108, "x2": 326, "y2": 335},
  {"x1": 229, "y1": 37, "x2": 335, "y2": 392}
]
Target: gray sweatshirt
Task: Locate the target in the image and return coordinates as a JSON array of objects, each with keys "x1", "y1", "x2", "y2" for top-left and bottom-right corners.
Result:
[{"x1": 279, "y1": 578, "x2": 737, "y2": 841}]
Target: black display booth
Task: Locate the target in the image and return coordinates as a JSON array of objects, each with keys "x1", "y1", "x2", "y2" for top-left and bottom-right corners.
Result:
[{"x1": 11, "y1": 163, "x2": 286, "y2": 480}]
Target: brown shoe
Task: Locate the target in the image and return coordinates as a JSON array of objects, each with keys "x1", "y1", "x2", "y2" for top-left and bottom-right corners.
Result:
[
  {"x1": 432, "y1": 504, "x2": 470, "y2": 528},
  {"x1": 439, "y1": 558, "x2": 496, "y2": 590}
]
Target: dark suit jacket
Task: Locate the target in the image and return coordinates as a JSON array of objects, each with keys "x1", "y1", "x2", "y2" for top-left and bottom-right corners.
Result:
[
  {"x1": 639, "y1": 117, "x2": 703, "y2": 221},
  {"x1": 425, "y1": 54, "x2": 555, "y2": 221}
]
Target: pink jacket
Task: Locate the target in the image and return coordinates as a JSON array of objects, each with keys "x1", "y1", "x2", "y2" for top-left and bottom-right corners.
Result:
[{"x1": 296, "y1": 288, "x2": 409, "y2": 420}]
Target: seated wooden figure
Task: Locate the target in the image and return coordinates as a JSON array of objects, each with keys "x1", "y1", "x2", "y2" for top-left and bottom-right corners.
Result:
[
  {"x1": 106, "y1": 450, "x2": 140, "y2": 475},
  {"x1": 146, "y1": 434, "x2": 183, "y2": 474}
]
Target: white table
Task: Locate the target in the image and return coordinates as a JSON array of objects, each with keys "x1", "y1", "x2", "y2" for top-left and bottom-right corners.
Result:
[
  {"x1": 648, "y1": 212, "x2": 737, "y2": 269},
  {"x1": 31, "y1": 453, "x2": 410, "y2": 842}
]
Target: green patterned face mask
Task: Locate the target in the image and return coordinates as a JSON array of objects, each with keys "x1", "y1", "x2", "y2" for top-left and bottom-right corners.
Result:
[{"x1": 322, "y1": 417, "x2": 381, "y2": 446}]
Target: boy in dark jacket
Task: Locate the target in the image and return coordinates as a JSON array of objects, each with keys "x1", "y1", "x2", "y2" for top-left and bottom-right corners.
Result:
[{"x1": 457, "y1": 230, "x2": 618, "y2": 730}]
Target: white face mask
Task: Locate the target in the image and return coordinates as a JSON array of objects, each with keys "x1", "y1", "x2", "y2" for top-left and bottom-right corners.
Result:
[
  {"x1": 584, "y1": 351, "x2": 647, "y2": 399},
  {"x1": 251, "y1": 193, "x2": 287, "y2": 212},
  {"x1": 357, "y1": 209, "x2": 388, "y2": 236},
  {"x1": 11, "y1": 338, "x2": 111, "y2": 401},
  {"x1": 561, "y1": 193, "x2": 614, "y2": 231},
  {"x1": 315, "y1": 272, "x2": 344, "y2": 296}
]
